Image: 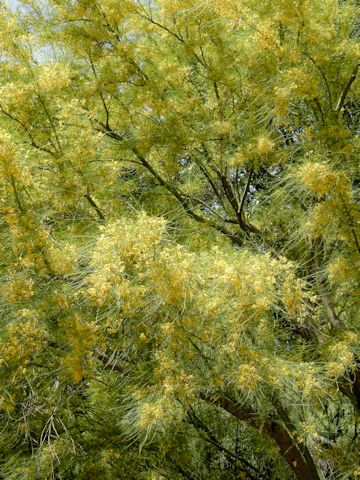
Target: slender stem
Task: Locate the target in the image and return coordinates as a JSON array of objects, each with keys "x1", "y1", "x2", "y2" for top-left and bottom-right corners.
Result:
[
  {"x1": 10, "y1": 175, "x2": 25, "y2": 213},
  {"x1": 84, "y1": 193, "x2": 105, "y2": 221},
  {"x1": 303, "y1": 51, "x2": 333, "y2": 109},
  {"x1": 336, "y1": 63, "x2": 360, "y2": 112}
]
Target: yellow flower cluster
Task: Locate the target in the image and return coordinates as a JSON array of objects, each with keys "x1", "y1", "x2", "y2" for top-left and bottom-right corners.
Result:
[
  {"x1": 0, "y1": 83, "x2": 33, "y2": 115},
  {"x1": 0, "y1": 130, "x2": 20, "y2": 178},
  {"x1": 1, "y1": 319, "x2": 45, "y2": 368},
  {"x1": 87, "y1": 213, "x2": 166, "y2": 305},
  {"x1": 38, "y1": 64, "x2": 72, "y2": 92},
  {"x1": 257, "y1": 135, "x2": 275, "y2": 157},
  {"x1": 282, "y1": 274, "x2": 306, "y2": 317},
  {"x1": 137, "y1": 401, "x2": 166, "y2": 429},
  {"x1": 327, "y1": 255, "x2": 360, "y2": 284},
  {"x1": 354, "y1": 467, "x2": 360, "y2": 477},
  {"x1": 47, "y1": 243, "x2": 77, "y2": 276},
  {"x1": 61, "y1": 316, "x2": 97, "y2": 383},
  {"x1": 298, "y1": 162, "x2": 349, "y2": 199},
  {"x1": 294, "y1": 366, "x2": 321, "y2": 398},
  {"x1": 273, "y1": 85, "x2": 292, "y2": 119},
  {"x1": 236, "y1": 364, "x2": 261, "y2": 392},
  {"x1": 1, "y1": 273, "x2": 34, "y2": 304},
  {"x1": 326, "y1": 341, "x2": 354, "y2": 378},
  {"x1": 284, "y1": 68, "x2": 318, "y2": 97},
  {"x1": 151, "y1": 246, "x2": 195, "y2": 306},
  {"x1": 4, "y1": 211, "x2": 77, "y2": 276}
]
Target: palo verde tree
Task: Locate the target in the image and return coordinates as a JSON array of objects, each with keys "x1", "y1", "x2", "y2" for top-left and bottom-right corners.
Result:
[{"x1": 0, "y1": 0, "x2": 359, "y2": 479}]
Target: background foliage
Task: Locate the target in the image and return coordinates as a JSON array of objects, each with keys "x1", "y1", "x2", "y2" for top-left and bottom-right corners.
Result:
[{"x1": 0, "y1": 0, "x2": 359, "y2": 478}]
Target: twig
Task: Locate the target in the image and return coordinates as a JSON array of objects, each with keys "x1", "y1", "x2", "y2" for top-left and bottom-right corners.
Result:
[{"x1": 84, "y1": 193, "x2": 105, "y2": 221}]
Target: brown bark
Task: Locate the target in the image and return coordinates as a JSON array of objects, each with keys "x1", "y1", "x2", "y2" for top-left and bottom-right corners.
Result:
[
  {"x1": 336, "y1": 63, "x2": 360, "y2": 112},
  {"x1": 199, "y1": 393, "x2": 320, "y2": 480},
  {"x1": 263, "y1": 419, "x2": 320, "y2": 480}
]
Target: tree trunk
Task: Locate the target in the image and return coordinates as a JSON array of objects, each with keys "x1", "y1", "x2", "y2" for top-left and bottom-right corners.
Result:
[
  {"x1": 263, "y1": 419, "x2": 320, "y2": 480},
  {"x1": 200, "y1": 393, "x2": 321, "y2": 480}
]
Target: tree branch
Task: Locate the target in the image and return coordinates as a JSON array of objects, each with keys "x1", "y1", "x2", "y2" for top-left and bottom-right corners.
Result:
[
  {"x1": 199, "y1": 392, "x2": 320, "y2": 480},
  {"x1": 336, "y1": 63, "x2": 360, "y2": 112},
  {"x1": 88, "y1": 54, "x2": 111, "y2": 129},
  {"x1": 199, "y1": 145, "x2": 260, "y2": 235},
  {"x1": 238, "y1": 169, "x2": 253, "y2": 220},
  {"x1": 93, "y1": 348, "x2": 127, "y2": 374},
  {"x1": 10, "y1": 175, "x2": 25, "y2": 213},
  {"x1": 0, "y1": 104, "x2": 55, "y2": 155},
  {"x1": 131, "y1": 147, "x2": 244, "y2": 246},
  {"x1": 84, "y1": 193, "x2": 105, "y2": 221},
  {"x1": 188, "y1": 410, "x2": 263, "y2": 480},
  {"x1": 303, "y1": 51, "x2": 333, "y2": 109}
]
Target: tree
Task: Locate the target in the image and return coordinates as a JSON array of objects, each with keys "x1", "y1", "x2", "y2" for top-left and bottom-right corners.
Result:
[{"x1": 0, "y1": 0, "x2": 359, "y2": 478}]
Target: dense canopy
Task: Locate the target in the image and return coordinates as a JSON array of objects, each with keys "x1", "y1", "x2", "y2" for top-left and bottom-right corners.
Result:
[{"x1": 0, "y1": 0, "x2": 359, "y2": 479}]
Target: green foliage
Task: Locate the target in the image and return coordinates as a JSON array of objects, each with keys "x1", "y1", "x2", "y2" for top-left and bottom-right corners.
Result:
[{"x1": 0, "y1": 0, "x2": 359, "y2": 478}]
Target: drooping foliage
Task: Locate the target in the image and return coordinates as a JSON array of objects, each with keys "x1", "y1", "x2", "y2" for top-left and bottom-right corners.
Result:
[{"x1": 0, "y1": 0, "x2": 359, "y2": 478}]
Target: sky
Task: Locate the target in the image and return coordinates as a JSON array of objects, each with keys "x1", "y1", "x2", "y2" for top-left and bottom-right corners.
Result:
[{"x1": 4, "y1": 0, "x2": 19, "y2": 9}]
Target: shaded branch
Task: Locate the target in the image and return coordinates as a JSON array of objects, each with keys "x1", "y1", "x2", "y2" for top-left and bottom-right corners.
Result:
[
  {"x1": 199, "y1": 145, "x2": 260, "y2": 235},
  {"x1": 190, "y1": 151, "x2": 229, "y2": 213},
  {"x1": 84, "y1": 193, "x2": 105, "y2": 221},
  {"x1": 238, "y1": 168, "x2": 253, "y2": 221},
  {"x1": 303, "y1": 51, "x2": 333, "y2": 109},
  {"x1": 96, "y1": 123, "x2": 252, "y2": 244},
  {"x1": 10, "y1": 175, "x2": 25, "y2": 213},
  {"x1": 199, "y1": 392, "x2": 320, "y2": 480},
  {"x1": 131, "y1": 147, "x2": 244, "y2": 246},
  {"x1": 135, "y1": 10, "x2": 184, "y2": 44},
  {"x1": 336, "y1": 63, "x2": 360, "y2": 112},
  {"x1": 88, "y1": 54, "x2": 110, "y2": 129},
  {"x1": 188, "y1": 410, "x2": 263, "y2": 480},
  {"x1": 35, "y1": 93, "x2": 62, "y2": 151},
  {"x1": 93, "y1": 348, "x2": 127, "y2": 374},
  {"x1": 0, "y1": 104, "x2": 55, "y2": 155}
]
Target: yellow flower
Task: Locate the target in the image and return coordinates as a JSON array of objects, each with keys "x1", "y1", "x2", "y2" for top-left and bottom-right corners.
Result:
[
  {"x1": 298, "y1": 162, "x2": 349, "y2": 198},
  {"x1": 38, "y1": 64, "x2": 72, "y2": 91},
  {"x1": 236, "y1": 364, "x2": 261, "y2": 392}
]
